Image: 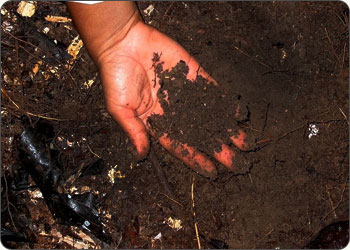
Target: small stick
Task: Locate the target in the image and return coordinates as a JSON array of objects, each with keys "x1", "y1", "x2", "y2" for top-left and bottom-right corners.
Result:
[
  {"x1": 233, "y1": 46, "x2": 272, "y2": 70},
  {"x1": 239, "y1": 124, "x2": 261, "y2": 133},
  {"x1": 256, "y1": 123, "x2": 306, "y2": 145},
  {"x1": 4, "y1": 30, "x2": 48, "y2": 56},
  {"x1": 1, "y1": 87, "x2": 68, "y2": 121},
  {"x1": 248, "y1": 173, "x2": 253, "y2": 185},
  {"x1": 87, "y1": 144, "x2": 101, "y2": 158},
  {"x1": 323, "y1": 180, "x2": 348, "y2": 220},
  {"x1": 338, "y1": 107, "x2": 349, "y2": 125},
  {"x1": 163, "y1": 2, "x2": 175, "y2": 19},
  {"x1": 256, "y1": 118, "x2": 346, "y2": 145},
  {"x1": 324, "y1": 27, "x2": 341, "y2": 64},
  {"x1": 3, "y1": 30, "x2": 65, "y2": 66},
  {"x1": 306, "y1": 209, "x2": 312, "y2": 231},
  {"x1": 262, "y1": 103, "x2": 270, "y2": 134},
  {"x1": 14, "y1": 39, "x2": 24, "y2": 95},
  {"x1": 160, "y1": 192, "x2": 183, "y2": 208},
  {"x1": 1, "y1": 87, "x2": 20, "y2": 109},
  {"x1": 338, "y1": 42, "x2": 347, "y2": 76},
  {"x1": 326, "y1": 188, "x2": 337, "y2": 219},
  {"x1": 1, "y1": 41, "x2": 58, "y2": 68},
  {"x1": 191, "y1": 177, "x2": 201, "y2": 249},
  {"x1": 3, "y1": 175, "x2": 17, "y2": 231},
  {"x1": 149, "y1": 148, "x2": 176, "y2": 200}
]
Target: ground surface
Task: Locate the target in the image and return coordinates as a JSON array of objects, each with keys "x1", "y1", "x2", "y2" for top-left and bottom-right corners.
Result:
[{"x1": 1, "y1": 1, "x2": 349, "y2": 249}]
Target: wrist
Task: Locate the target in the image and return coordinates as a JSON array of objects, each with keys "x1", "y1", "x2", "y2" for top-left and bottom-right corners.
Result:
[
  {"x1": 95, "y1": 21, "x2": 154, "y2": 71},
  {"x1": 67, "y1": 1, "x2": 142, "y2": 64},
  {"x1": 93, "y1": 11, "x2": 142, "y2": 65}
]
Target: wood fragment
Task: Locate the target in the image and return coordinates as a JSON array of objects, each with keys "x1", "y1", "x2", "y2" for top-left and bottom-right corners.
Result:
[
  {"x1": 3, "y1": 30, "x2": 63, "y2": 65},
  {"x1": 3, "y1": 175, "x2": 17, "y2": 231},
  {"x1": 67, "y1": 35, "x2": 84, "y2": 60},
  {"x1": 338, "y1": 42, "x2": 347, "y2": 76},
  {"x1": 338, "y1": 107, "x2": 349, "y2": 125},
  {"x1": 324, "y1": 27, "x2": 341, "y2": 64},
  {"x1": 326, "y1": 188, "x2": 337, "y2": 219},
  {"x1": 323, "y1": 180, "x2": 348, "y2": 221},
  {"x1": 234, "y1": 46, "x2": 272, "y2": 70},
  {"x1": 256, "y1": 119, "x2": 345, "y2": 145},
  {"x1": 262, "y1": 103, "x2": 270, "y2": 134},
  {"x1": 163, "y1": 2, "x2": 175, "y2": 18},
  {"x1": 191, "y1": 177, "x2": 201, "y2": 249},
  {"x1": 17, "y1": 1, "x2": 36, "y2": 17},
  {"x1": 87, "y1": 144, "x2": 101, "y2": 158},
  {"x1": 149, "y1": 148, "x2": 177, "y2": 200},
  {"x1": 160, "y1": 192, "x2": 183, "y2": 208},
  {"x1": 1, "y1": 87, "x2": 68, "y2": 121},
  {"x1": 45, "y1": 15, "x2": 72, "y2": 23}
]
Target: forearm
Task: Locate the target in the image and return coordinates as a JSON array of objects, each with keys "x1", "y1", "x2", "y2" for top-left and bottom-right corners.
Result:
[{"x1": 66, "y1": 1, "x2": 141, "y2": 63}]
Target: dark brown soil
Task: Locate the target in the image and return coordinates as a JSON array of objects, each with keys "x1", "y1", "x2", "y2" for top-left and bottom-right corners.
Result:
[
  {"x1": 1, "y1": 1, "x2": 349, "y2": 249},
  {"x1": 148, "y1": 57, "x2": 252, "y2": 176}
]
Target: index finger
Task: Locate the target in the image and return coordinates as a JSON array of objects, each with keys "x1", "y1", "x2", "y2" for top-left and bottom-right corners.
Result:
[{"x1": 158, "y1": 133, "x2": 217, "y2": 179}]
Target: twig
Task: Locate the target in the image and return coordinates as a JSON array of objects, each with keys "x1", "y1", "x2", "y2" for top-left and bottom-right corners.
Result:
[
  {"x1": 262, "y1": 103, "x2": 270, "y2": 134},
  {"x1": 248, "y1": 173, "x2": 253, "y2": 185},
  {"x1": 3, "y1": 30, "x2": 64, "y2": 65},
  {"x1": 160, "y1": 192, "x2": 183, "y2": 208},
  {"x1": 324, "y1": 27, "x2": 341, "y2": 64},
  {"x1": 306, "y1": 208, "x2": 312, "y2": 231},
  {"x1": 4, "y1": 30, "x2": 48, "y2": 56},
  {"x1": 239, "y1": 124, "x2": 261, "y2": 133},
  {"x1": 256, "y1": 123, "x2": 306, "y2": 145},
  {"x1": 338, "y1": 42, "x2": 347, "y2": 76},
  {"x1": 3, "y1": 174, "x2": 17, "y2": 231},
  {"x1": 1, "y1": 87, "x2": 20, "y2": 109},
  {"x1": 87, "y1": 144, "x2": 101, "y2": 158},
  {"x1": 191, "y1": 177, "x2": 201, "y2": 249},
  {"x1": 257, "y1": 228, "x2": 274, "y2": 242},
  {"x1": 1, "y1": 87, "x2": 68, "y2": 121},
  {"x1": 1, "y1": 40, "x2": 58, "y2": 68},
  {"x1": 14, "y1": 39, "x2": 24, "y2": 95},
  {"x1": 256, "y1": 119, "x2": 345, "y2": 145},
  {"x1": 149, "y1": 148, "x2": 181, "y2": 206},
  {"x1": 233, "y1": 46, "x2": 272, "y2": 70},
  {"x1": 0, "y1": 40, "x2": 14, "y2": 47},
  {"x1": 163, "y1": 2, "x2": 175, "y2": 19},
  {"x1": 326, "y1": 188, "x2": 337, "y2": 218},
  {"x1": 39, "y1": 231, "x2": 95, "y2": 249},
  {"x1": 323, "y1": 180, "x2": 348, "y2": 220},
  {"x1": 338, "y1": 107, "x2": 349, "y2": 125}
]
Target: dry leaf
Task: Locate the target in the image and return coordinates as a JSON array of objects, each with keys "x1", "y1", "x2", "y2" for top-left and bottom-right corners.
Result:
[
  {"x1": 67, "y1": 35, "x2": 83, "y2": 59},
  {"x1": 17, "y1": 1, "x2": 36, "y2": 17}
]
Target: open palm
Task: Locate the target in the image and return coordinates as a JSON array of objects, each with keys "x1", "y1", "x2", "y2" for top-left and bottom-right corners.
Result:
[{"x1": 98, "y1": 22, "x2": 251, "y2": 178}]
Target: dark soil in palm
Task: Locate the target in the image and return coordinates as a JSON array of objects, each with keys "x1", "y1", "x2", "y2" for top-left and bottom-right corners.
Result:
[{"x1": 148, "y1": 58, "x2": 251, "y2": 176}]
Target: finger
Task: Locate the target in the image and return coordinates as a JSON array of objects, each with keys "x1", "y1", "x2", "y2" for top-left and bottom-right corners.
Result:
[
  {"x1": 186, "y1": 56, "x2": 218, "y2": 85},
  {"x1": 230, "y1": 129, "x2": 255, "y2": 151},
  {"x1": 213, "y1": 143, "x2": 236, "y2": 170},
  {"x1": 158, "y1": 133, "x2": 217, "y2": 179},
  {"x1": 214, "y1": 143, "x2": 251, "y2": 174},
  {"x1": 109, "y1": 108, "x2": 150, "y2": 160},
  {"x1": 163, "y1": 50, "x2": 217, "y2": 85}
]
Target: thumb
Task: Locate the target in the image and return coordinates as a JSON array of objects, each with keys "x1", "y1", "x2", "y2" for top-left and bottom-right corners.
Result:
[{"x1": 109, "y1": 107, "x2": 150, "y2": 160}]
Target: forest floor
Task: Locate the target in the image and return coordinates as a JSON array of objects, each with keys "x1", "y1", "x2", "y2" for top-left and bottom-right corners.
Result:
[{"x1": 1, "y1": 1, "x2": 349, "y2": 249}]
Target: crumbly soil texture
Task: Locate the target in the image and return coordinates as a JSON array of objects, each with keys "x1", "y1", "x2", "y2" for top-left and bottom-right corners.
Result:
[
  {"x1": 1, "y1": 1, "x2": 349, "y2": 249},
  {"x1": 149, "y1": 58, "x2": 251, "y2": 176}
]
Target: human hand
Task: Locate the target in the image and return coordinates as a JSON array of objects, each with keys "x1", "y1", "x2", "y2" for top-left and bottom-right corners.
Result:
[{"x1": 96, "y1": 21, "x2": 253, "y2": 178}]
